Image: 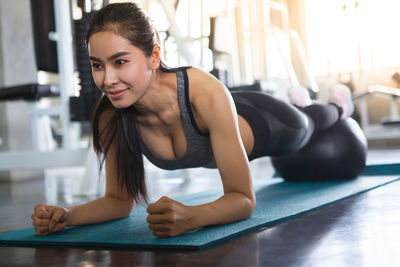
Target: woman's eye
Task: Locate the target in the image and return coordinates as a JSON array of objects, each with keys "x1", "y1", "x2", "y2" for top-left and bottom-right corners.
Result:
[
  {"x1": 91, "y1": 63, "x2": 101, "y2": 69},
  {"x1": 116, "y1": 59, "x2": 127, "y2": 65}
]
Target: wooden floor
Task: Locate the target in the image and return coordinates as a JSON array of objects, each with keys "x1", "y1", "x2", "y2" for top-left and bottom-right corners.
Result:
[{"x1": 1, "y1": 152, "x2": 400, "y2": 266}]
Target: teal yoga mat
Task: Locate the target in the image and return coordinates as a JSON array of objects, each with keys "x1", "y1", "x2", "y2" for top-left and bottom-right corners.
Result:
[{"x1": 0, "y1": 164, "x2": 399, "y2": 250}]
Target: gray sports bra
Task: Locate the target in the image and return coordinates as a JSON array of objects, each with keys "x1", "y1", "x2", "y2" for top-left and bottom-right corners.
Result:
[{"x1": 139, "y1": 69, "x2": 217, "y2": 170}]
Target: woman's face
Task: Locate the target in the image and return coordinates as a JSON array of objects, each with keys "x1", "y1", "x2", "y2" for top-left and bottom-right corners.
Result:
[{"x1": 88, "y1": 31, "x2": 154, "y2": 109}]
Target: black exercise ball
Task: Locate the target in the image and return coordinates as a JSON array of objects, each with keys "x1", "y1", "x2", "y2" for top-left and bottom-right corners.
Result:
[{"x1": 271, "y1": 118, "x2": 367, "y2": 181}]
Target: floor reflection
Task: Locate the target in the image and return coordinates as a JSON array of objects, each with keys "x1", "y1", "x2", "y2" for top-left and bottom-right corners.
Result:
[
  {"x1": 1, "y1": 152, "x2": 400, "y2": 266},
  {"x1": 27, "y1": 230, "x2": 262, "y2": 267}
]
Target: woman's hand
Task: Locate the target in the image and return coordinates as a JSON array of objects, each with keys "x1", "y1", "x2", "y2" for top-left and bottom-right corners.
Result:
[
  {"x1": 31, "y1": 204, "x2": 70, "y2": 236},
  {"x1": 146, "y1": 196, "x2": 196, "y2": 238}
]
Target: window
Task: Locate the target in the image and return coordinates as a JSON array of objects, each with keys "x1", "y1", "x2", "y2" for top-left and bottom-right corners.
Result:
[{"x1": 306, "y1": 0, "x2": 400, "y2": 76}]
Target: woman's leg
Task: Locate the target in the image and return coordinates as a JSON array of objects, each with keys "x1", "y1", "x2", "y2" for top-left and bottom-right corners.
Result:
[
  {"x1": 233, "y1": 88, "x2": 364, "y2": 181},
  {"x1": 232, "y1": 91, "x2": 342, "y2": 159},
  {"x1": 271, "y1": 118, "x2": 367, "y2": 181},
  {"x1": 299, "y1": 103, "x2": 341, "y2": 133}
]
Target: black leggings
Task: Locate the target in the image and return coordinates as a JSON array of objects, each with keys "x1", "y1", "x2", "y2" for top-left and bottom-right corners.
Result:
[{"x1": 232, "y1": 91, "x2": 341, "y2": 160}]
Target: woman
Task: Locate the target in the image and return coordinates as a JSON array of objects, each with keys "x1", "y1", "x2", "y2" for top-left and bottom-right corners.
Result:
[{"x1": 31, "y1": 3, "x2": 356, "y2": 238}]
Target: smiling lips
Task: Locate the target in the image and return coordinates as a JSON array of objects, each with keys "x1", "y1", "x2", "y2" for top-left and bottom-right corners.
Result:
[{"x1": 108, "y1": 89, "x2": 127, "y2": 99}]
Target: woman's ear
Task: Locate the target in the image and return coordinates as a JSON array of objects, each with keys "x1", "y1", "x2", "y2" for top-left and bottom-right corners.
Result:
[{"x1": 151, "y1": 44, "x2": 161, "y2": 70}]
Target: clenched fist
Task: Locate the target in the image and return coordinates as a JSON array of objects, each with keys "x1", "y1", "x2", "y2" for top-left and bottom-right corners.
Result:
[
  {"x1": 146, "y1": 196, "x2": 196, "y2": 237},
  {"x1": 31, "y1": 204, "x2": 69, "y2": 236}
]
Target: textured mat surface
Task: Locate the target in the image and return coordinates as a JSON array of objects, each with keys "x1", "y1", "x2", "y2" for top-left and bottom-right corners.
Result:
[{"x1": 0, "y1": 164, "x2": 399, "y2": 250}]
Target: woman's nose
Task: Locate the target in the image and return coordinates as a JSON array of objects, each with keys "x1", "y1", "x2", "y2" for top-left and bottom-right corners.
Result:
[{"x1": 103, "y1": 67, "x2": 118, "y2": 86}]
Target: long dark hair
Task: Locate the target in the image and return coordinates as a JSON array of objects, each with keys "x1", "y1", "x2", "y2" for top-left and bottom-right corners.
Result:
[{"x1": 87, "y1": 3, "x2": 177, "y2": 204}]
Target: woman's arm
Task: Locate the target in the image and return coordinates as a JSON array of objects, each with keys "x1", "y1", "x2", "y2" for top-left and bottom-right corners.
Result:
[
  {"x1": 67, "y1": 108, "x2": 135, "y2": 225},
  {"x1": 147, "y1": 69, "x2": 256, "y2": 237},
  {"x1": 189, "y1": 69, "x2": 256, "y2": 225},
  {"x1": 67, "y1": 142, "x2": 134, "y2": 226},
  {"x1": 32, "y1": 143, "x2": 135, "y2": 234},
  {"x1": 31, "y1": 110, "x2": 135, "y2": 235}
]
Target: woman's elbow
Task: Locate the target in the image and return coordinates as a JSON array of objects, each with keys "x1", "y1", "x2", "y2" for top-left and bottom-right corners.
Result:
[
  {"x1": 249, "y1": 199, "x2": 257, "y2": 217},
  {"x1": 117, "y1": 198, "x2": 134, "y2": 217},
  {"x1": 243, "y1": 194, "x2": 256, "y2": 219},
  {"x1": 124, "y1": 201, "x2": 134, "y2": 217}
]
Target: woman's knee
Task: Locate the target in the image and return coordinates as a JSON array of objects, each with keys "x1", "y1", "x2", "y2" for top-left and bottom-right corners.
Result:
[
  {"x1": 301, "y1": 103, "x2": 340, "y2": 133},
  {"x1": 271, "y1": 118, "x2": 367, "y2": 181}
]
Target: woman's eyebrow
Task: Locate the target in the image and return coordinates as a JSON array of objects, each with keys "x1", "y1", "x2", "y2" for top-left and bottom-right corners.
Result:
[{"x1": 89, "y1": 51, "x2": 131, "y2": 62}]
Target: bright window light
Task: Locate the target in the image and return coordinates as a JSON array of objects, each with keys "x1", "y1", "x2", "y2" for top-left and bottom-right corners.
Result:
[{"x1": 306, "y1": 0, "x2": 400, "y2": 76}]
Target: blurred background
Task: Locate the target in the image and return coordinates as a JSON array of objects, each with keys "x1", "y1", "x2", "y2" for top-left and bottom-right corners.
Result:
[
  {"x1": 1, "y1": 0, "x2": 400, "y2": 188},
  {"x1": 2, "y1": 2, "x2": 400, "y2": 265}
]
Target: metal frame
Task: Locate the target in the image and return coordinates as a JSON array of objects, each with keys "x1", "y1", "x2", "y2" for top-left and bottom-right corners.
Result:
[
  {"x1": 157, "y1": 0, "x2": 195, "y2": 65},
  {"x1": 353, "y1": 85, "x2": 400, "y2": 140},
  {"x1": 0, "y1": 0, "x2": 86, "y2": 171}
]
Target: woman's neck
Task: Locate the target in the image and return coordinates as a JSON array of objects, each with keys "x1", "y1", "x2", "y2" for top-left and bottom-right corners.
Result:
[{"x1": 134, "y1": 71, "x2": 178, "y2": 127}]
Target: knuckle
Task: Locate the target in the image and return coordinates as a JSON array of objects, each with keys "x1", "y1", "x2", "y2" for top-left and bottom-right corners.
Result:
[
  {"x1": 146, "y1": 205, "x2": 151, "y2": 212},
  {"x1": 38, "y1": 219, "x2": 48, "y2": 226},
  {"x1": 38, "y1": 211, "x2": 45, "y2": 217},
  {"x1": 171, "y1": 214, "x2": 177, "y2": 222},
  {"x1": 167, "y1": 213, "x2": 176, "y2": 223},
  {"x1": 163, "y1": 207, "x2": 171, "y2": 213},
  {"x1": 160, "y1": 196, "x2": 170, "y2": 202},
  {"x1": 164, "y1": 204, "x2": 174, "y2": 212}
]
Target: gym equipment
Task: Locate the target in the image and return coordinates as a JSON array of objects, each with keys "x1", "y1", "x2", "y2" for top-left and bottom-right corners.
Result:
[
  {"x1": 353, "y1": 84, "x2": 400, "y2": 140},
  {"x1": 271, "y1": 118, "x2": 367, "y2": 181},
  {"x1": 0, "y1": 84, "x2": 59, "y2": 101},
  {"x1": 0, "y1": 0, "x2": 86, "y2": 171},
  {"x1": 0, "y1": 165, "x2": 398, "y2": 250},
  {"x1": 70, "y1": 12, "x2": 101, "y2": 122},
  {"x1": 30, "y1": 0, "x2": 58, "y2": 73}
]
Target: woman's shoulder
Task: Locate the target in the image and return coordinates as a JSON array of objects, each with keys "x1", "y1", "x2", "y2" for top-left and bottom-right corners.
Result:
[
  {"x1": 185, "y1": 67, "x2": 233, "y2": 121},
  {"x1": 186, "y1": 67, "x2": 219, "y2": 87},
  {"x1": 186, "y1": 67, "x2": 229, "y2": 101}
]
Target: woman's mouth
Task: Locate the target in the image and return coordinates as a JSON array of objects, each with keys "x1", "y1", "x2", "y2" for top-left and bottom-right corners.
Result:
[{"x1": 108, "y1": 89, "x2": 127, "y2": 99}]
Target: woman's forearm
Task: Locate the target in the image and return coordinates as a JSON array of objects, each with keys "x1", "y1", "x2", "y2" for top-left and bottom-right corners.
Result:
[
  {"x1": 189, "y1": 192, "x2": 256, "y2": 229},
  {"x1": 66, "y1": 196, "x2": 133, "y2": 226}
]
